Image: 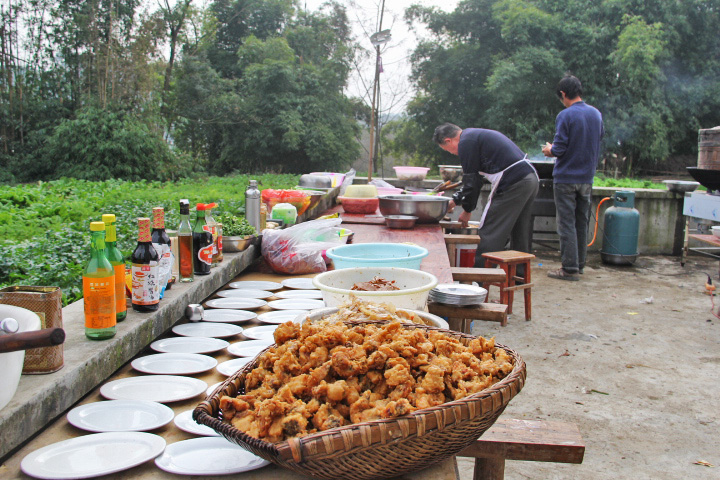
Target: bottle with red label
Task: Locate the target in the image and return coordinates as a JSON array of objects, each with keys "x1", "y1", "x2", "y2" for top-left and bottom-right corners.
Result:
[
  {"x1": 131, "y1": 217, "x2": 160, "y2": 312},
  {"x1": 101, "y1": 214, "x2": 127, "y2": 323},
  {"x1": 83, "y1": 221, "x2": 116, "y2": 340},
  {"x1": 193, "y1": 204, "x2": 213, "y2": 275},
  {"x1": 151, "y1": 207, "x2": 173, "y2": 298}
]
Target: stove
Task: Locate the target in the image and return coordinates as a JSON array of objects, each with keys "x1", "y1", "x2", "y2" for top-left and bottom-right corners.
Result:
[{"x1": 683, "y1": 191, "x2": 720, "y2": 221}]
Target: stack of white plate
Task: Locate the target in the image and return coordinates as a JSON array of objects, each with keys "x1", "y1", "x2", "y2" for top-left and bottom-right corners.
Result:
[{"x1": 429, "y1": 284, "x2": 487, "y2": 306}]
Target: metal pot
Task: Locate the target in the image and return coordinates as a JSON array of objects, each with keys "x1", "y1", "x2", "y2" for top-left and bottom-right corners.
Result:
[{"x1": 378, "y1": 195, "x2": 450, "y2": 223}]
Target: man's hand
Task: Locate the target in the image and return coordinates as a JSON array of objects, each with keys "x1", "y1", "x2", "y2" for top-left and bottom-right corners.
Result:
[
  {"x1": 447, "y1": 199, "x2": 456, "y2": 213},
  {"x1": 458, "y1": 209, "x2": 472, "y2": 228},
  {"x1": 542, "y1": 142, "x2": 553, "y2": 157}
]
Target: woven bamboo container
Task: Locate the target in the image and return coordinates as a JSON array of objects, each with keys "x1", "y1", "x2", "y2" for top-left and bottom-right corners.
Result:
[{"x1": 195, "y1": 321, "x2": 526, "y2": 480}]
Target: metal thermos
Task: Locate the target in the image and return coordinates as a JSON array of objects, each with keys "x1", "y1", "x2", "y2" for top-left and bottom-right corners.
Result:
[{"x1": 245, "y1": 180, "x2": 261, "y2": 232}]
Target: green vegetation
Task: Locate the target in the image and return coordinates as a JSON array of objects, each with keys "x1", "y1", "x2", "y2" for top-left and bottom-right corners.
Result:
[
  {"x1": 0, "y1": 175, "x2": 298, "y2": 305},
  {"x1": 216, "y1": 214, "x2": 257, "y2": 237},
  {"x1": 592, "y1": 176, "x2": 665, "y2": 190}
]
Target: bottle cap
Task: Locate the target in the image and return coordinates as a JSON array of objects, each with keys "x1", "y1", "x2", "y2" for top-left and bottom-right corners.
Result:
[
  {"x1": 137, "y1": 217, "x2": 152, "y2": 242},
  {"x1": 90, "y1": 221, "x2": 106, "y2": 232},
  {"x1": 206, "y1": 202, "x2": 218, "y2": 210},
  {"x1": 102, "y1": 214, "x2": 116, "y2": 224},
  {"x1": 180, "y1": 199, "x2": 189, "y2": 206},
  {"x1": 196, "y1": 203, "x2": 206, "y2": 210},
  {"x1": 152, "y1": 207, "x2": 165, "y2": 229}
]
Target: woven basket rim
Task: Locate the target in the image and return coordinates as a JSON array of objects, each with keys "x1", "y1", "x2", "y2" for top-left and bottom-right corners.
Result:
[{"x1": 194, "y1": 320, "x2": 525, "y2": 464}]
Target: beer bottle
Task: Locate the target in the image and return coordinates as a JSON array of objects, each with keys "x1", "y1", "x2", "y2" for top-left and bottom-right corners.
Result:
[{"x1": 84, "y1": 222, "x2": 116, "y2": 339}]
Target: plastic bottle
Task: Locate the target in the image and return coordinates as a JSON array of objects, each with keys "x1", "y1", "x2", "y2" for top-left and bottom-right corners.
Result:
[
  {"x1": 259, "y1": 202, "x2": 267, "y2": 231},
  {"x1": 83, "y1": 221, "x2": 116, "y2": 340},
  {"x1": 131, "y1": 217, "x2": 160, "y2": 312},
  {"x1": 151, "y1": 207, "x2": 173, "y2": 297},
  {"x1": 245, "y1": 180, "x2": 261, "y2": 232},
  {"x1": 192, "y1": 204, "x2": 213, "y2": 275},
  {"x1": 205, "y1": 202, "x2": 221, "y2": 266},
  {"x1": 101, "y1": 214, "x2": 127, "y2": 322},
  {"x1": 177, "y1": 199, "x2": 194, "y2": 283}
]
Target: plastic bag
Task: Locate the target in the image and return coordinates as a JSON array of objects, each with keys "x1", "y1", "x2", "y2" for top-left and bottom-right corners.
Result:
[
  {"x1": 261, "y1": 218, "x2": 344, "y2": 274},
  {"x1": 338, "y1": 168, "x2": 356, "y2": 196},
  {"x1": 261, "y1": 189, "x2": 311, "y2": 215}
]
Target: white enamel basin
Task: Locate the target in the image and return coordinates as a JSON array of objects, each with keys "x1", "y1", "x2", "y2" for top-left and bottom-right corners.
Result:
[{"x1": 0, "y1": 304, "x2": 41, "y2": 410}]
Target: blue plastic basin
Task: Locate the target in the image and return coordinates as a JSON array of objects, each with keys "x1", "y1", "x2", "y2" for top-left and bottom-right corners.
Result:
[{"x1": 325, "y1": 243, "x2": 429, "y2": 270}]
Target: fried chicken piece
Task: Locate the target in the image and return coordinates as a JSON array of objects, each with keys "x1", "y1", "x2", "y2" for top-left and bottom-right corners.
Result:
[
  {"x1": 388, "y1": 383, "x2": 413, "y2": 401},
  {"x1": 311, "y1": 379, "x2": 348, "y2": 403},
  {"x1": 274, "y1": 321, "x2": 301, "y2": 345},
  {"x1": 281, "y1": 412, "x2": 308, "y2": 438},
  {"x1": 331, "y1": 346, "x2": 367, "y2": 377},
  {"x1": 219, "y1": 395, "x2": 250, "y2": 421},
  {"x1": 384, "y1": 363, "x2": 414, "y2": 387},
  {"x1": 245, "y1": 367, "x2": 272, "y2": 390},
  {"x1": 450, "y1": 360, "x2": 476, "y2": 383},
  {"x1": 386, "y1": 356, "x2": 410, "y2": 371},
  {"x1": 411, "y1": 389, "x2": 446, "y2": 409},
  {"x1": 468, "y1": 336, "x2": 496, "y2": 356},
  {"x1": 231, "y1": 411, "x2": 260, "y2": 438},
  {"x1": 298, "y1": 345, "x2": 329, "y2": 371},
  {"x1": 366, "y1": 349, "x2": 388, "y2": 370},
  {"x1": 312, "y1": 403, "x2": 346, "y2": 431},
  {"x1": 380, "y1": 398, "x2": 416, "y2": 418},
  {"x1": 418, "y1": 364, "x2": 446, "y2": 394},
  {"x1": 273, "y1": 347, "x2": 303, "y2": 376}
]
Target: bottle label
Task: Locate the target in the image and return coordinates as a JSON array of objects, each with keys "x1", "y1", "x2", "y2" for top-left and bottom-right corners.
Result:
[
  {"x1": 83, "y1": 276, "x2": 116, "y2": 329},
  {"x1": 153, "y1": 243, "x2": 173, "y2": 291},
  {"x1": 198, "y1": 244, "x2": 213, "y2": 265},
  {"x1": 113, "y1": 264, "x2": 126, "y2": 314},
  {"x1": 131, "y1": 263, "x2": 160, "y2": 305}
]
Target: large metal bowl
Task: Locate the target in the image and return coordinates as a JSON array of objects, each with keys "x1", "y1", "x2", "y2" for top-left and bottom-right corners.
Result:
[
  {"x1": 294, "y1": 307, "x2": 449, "y2": 330},
  {"x1": 662, "y1": 180, "x2": 700, "y2": 193},
  {"x1": 378, "y1": 195, "x2": 451, "y2": 223}
]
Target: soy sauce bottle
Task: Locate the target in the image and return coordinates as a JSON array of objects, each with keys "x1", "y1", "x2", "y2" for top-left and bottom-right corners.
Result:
[
  {"x1": 151, "y1": 207, "x2": 173, "y2": 298},
  {"x1": 131, "y1": 217, "x2": 160, "y2": 312},
  {"x1": 193, "y1": 204, "x2": 213, "y2": 275}
]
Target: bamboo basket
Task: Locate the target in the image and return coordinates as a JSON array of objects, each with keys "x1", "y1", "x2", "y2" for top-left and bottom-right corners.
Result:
[{"x1": 194, "y1": 321, "x2": 526, "y2": 480}]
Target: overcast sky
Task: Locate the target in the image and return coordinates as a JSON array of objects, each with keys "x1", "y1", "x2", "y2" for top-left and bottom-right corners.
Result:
[{"x1": 302, "y1": 0, "x2": 461, "y2": 115}]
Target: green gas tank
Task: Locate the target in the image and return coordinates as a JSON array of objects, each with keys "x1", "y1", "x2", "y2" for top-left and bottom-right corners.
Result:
[{"x1": 601, "y1": 190, "x2": 639, "y2": 265}]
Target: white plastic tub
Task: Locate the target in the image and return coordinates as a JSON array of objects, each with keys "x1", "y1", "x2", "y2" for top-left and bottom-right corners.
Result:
[
  {"x1": 312, "y1": 267, "x2": 438, "y2": 310},
  {"x1": 0, "y1": 305, "x2": 41, "y2": 411}
]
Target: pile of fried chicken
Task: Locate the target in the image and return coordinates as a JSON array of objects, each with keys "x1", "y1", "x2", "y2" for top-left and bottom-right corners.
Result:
[{"x1": 219, "y1": 301, "x2": 514, "y2": 443}]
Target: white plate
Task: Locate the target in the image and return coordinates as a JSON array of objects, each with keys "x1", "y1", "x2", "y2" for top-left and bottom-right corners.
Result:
[
  {"x1": 226, "y1": 340, "x2": 273, "y2": 358},
  {"x1": 267, "y1": 298, "x2": 325, "y2": 310},
  {"x1": 155, "y1": 437, "x2": 270, "y2": 475},
  {"x1": 242, "y1": 325, "x2": 278, "y2": 341},
  {"x1": 100, "y1": 375, "x2": 207, "y2": 403},
  {"x1": 228, "y1": 280, "x2": 282, "y2": 291},
  {"x1": 150, "y1": 337, "x2": 229, "y2": 354},
  {"x1": 174, "y1": 410, "x2": 220, "y2": 437},
  {"x1": 216, "y1": 357, "x2": 254, "y2": 376},
  {"x1": 206, "y1": 382, "x2": 223, "y2": 396},
  {"x1": 21, "y1": 432, "x2": 166, "y2": 479},
  {"x1": 205, "y1": 298, "x2": 267, "y2": 310},
  {"x1": 274, "y1": 289, "x2": 323, "y2": 299},
  {"x1": 67, "y1": 400, "x2": 174, "y2": 433},
  {"x1": 257, "y1": 310, "x2": 308, "y2": 324},
  {"x1": 281, "y1": 277, "x2": 318, "y2": 290},
  {"x1": 216, "y1": 289, "x2": 274, "y2": 299},
  {"x1": 200, "y1": 309, "x2": 257, "y2": 323},
  {"x1": 131, "y1": 353, "x2": 217, "y2": 375},
  {"x1": 172, "y1": 322, "x2": 243, "y2": 338}
]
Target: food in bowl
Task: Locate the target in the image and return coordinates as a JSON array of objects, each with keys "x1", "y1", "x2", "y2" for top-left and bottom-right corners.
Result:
[
  {"x1": 337, "y1": 196, "x2": 379, "y2": 214},
  {"x1": 343, "y1": 185, "x2": 378, "y2": 198},
  {"x1": 351, "y1": 276, "x2": 399, "y2": 291},
  {"x1": 218, "y1": 308, "x2": 514, "y2": 442}
]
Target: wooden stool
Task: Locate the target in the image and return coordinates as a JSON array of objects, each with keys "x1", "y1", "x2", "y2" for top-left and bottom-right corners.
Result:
[
  {"x1": 481, "y1": 250, "x2": 535, "y2": 321},
  {"x1": 457, "y1": 418, "x2": 585, "y2": 480},
  {"x1": 428, "y1": 302, "x2": 508, "y2": 330},
  {"x1": 444, "y1": 233, "x2": 482, "y2": 267}
]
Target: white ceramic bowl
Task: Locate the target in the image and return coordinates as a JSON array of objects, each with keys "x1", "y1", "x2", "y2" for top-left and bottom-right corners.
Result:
[
  {"x1": 712, "y1": 226, "x2": 720, "y2": 238},
  {"x1": 295, "y1": 307, "x2": 449, "y2": 330},
  {"x1": 312, "y1": 267, "x2": 438, "y2": 310},
  {"x1": 0, "y1": 305, "x2": 41, "y2": 411}
]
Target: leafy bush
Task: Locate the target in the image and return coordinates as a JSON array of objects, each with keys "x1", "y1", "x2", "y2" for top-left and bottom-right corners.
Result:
[{"x1": 593, "y1": 175, "x2": 665, "y2": 190}]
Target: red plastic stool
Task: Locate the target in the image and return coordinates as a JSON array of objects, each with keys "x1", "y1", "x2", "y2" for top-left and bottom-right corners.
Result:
[{"x1": 481, "y1": 250, "x2": 535, "y2": 321}]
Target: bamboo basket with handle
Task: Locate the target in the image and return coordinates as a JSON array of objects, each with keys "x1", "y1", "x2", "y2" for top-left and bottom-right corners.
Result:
[{"x1": 194, "y1": 321, "x2": 526, "y2": 480}]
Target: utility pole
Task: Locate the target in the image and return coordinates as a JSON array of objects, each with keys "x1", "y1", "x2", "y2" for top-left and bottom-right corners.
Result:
[{"x1": 367, "y1": 2, "x2": 390, "y2": 182}]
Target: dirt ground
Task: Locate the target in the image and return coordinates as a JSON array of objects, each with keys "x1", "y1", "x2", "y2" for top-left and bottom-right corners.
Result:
[{"x1": 456, "y1": 249, "x2": 720, "y2": 480}]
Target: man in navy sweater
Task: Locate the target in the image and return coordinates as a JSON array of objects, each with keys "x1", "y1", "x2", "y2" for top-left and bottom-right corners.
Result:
[{"x1": 542, "y1": 74, "x2": 604, "y2": 281}]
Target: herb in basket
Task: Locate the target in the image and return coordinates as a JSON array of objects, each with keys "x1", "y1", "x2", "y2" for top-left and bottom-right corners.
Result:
[{"x1": 216, "y1": 214, "x2": 256, "y2": 237}]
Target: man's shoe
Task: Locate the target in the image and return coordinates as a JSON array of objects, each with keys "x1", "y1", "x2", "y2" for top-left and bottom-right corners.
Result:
[{"x1": 547, "y1": 268, "x2": 580, "y2": 281}]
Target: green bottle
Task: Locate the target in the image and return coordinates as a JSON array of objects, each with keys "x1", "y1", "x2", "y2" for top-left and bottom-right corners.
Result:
[
  {"x1": 102, "y1": 214, "x2": 127, "y2": 322},
  {"x1": 83, "y1": 221, "x2": 117, "y2": 340}
]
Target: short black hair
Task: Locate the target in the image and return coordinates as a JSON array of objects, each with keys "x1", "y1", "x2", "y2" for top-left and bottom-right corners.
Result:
[
  {"x1": 433, "y1": 123, "x2": 461, "y2": 144},
  {"x1": 556, "y1": 75, "x2": 582, "y2": 100}
]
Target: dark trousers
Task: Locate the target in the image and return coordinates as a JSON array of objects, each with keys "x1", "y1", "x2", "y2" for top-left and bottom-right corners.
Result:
[
  {"x1": 553, "y1": 183, "x2": 592, "y2": 273},
  {"x1": 475, "y1": 173, "x2": 539, "y2": 273}
]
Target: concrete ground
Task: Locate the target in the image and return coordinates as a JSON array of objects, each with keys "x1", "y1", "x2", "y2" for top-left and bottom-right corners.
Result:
[{"x1": 457, "y1": 250, "x2": 720, "y2": 480}]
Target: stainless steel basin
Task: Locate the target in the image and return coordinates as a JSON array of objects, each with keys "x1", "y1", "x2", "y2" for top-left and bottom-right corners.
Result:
[{"x1": 378, "y1": 195, "x2": 450, "y2": 223}]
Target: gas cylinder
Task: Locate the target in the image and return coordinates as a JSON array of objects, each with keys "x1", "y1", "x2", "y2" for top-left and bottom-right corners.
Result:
[{"x1": 601, "y1": 190, "x2": 639, "y2": 265}]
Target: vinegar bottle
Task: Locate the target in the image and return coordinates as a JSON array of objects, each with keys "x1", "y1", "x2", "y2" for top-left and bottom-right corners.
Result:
[
  {"x1": 83, "y1": 221, "x2": 116, "y2": 340},
  {"x1": 177, "y1": 199, "x2": 194, "y2": 282},
  {"x1": 102, "y1": 214, "x2": 127, "y2": 322},
  {"x1": 151, "y1": 207, "x2": 173, "y2": 298},
  {"x1": 131, "y1": 217, "x2": 160, "y2": 312},
  {"x1": 193, "y1": 204, "x2": 213, "y2": 275}
]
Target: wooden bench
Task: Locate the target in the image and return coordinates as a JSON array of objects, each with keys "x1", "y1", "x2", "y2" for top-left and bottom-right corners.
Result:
[
  {"x1": 451, "y1": 267, "x2": 506, "y2": 284},
  {"x1": 456, "y1": 418, "x2": 585, "y2": 480},
  {"x1": 428, "y1": 302, "x2": 508, "y2": 330}
]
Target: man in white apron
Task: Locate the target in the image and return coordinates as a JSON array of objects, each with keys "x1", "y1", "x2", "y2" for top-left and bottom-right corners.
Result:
[{"x1": 433, "y1": 123, "x2": 539, "y2": 272}]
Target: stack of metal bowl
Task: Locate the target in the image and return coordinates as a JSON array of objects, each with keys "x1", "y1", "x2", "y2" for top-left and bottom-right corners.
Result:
[{"x1": 429, "y1": 284, "x2": 488, "y2": 306}]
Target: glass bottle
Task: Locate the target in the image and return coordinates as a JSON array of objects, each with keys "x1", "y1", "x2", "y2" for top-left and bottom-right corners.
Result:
[
  {"x1": 245, "y1": 180, "x2": 261, "y2": 232},
  {"x1": 177, "y1": 199, "x2": 194, "y2": 282},
  {"x1": 259, "y1": 202, "x2": 267, "y2": 231},
  {"x1": 131, "y1": 217, "x2": 160, "y2": 312},
  {"x1": 102, "y1": 214, "x2": 127, "y2": 322},
  {"x1": 83, "y1": 221, "x2": 116, "y2": 340},
  {"x1": 192, "y1": 204, "x2": 213, "y2": 275},
  {"x1": 205, "y1": 202, "x2": 220, "y2": 266},
  {"x1": 151, "y1": 207, "x2": 173, "y2": 298}
]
